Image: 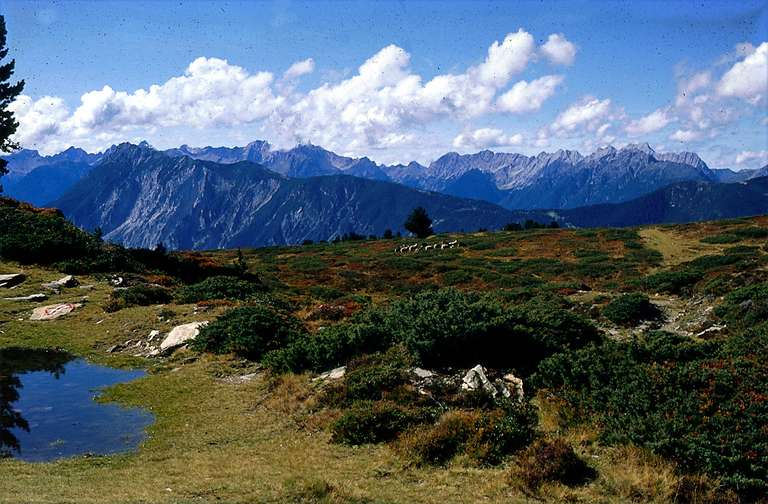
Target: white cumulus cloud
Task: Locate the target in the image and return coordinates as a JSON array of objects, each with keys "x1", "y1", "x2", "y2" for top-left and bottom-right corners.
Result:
[
  {"x1": 717, "y1": 41, "x2": 768, "y2": 103},
  {"x1": 452, "y1": 128, "x2": 523, "y2": 149},
  {"x1": 669, "y1": 129, "x2": 703, "y2": 143},
  {"x1": 735, "y1": 150, "x2": 768, "y2": 166},
  {"x1": 496, "y1": 75, "x2": 563, "y2": 113},
  {"x1": 625, "y1": 108, "x2": 673, "y2": 136},
  {"x1": 283, "y1": 58, "x2": 315, "y2": 80},
  {"x1": 540, "y1": 33, "x2": 577, "y2": 66},
  {"x1": 551, "y1": 96, "x2": 613, "y2": 133}
]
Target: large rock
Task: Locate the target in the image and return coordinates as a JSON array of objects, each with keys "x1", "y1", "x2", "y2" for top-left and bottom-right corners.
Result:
[
  {"x1": 502, "y1": 372, "x2": 525, "y2": 401},
  {"x1": 42, "y1": 275, "x2": 79, "y2": 292},
  {"x1": 30, "y1": 303, "x2": 82, "y2": 320},
  {"x1": 3, "y1": 293, "x2": 47, "y2": 302},
  {"x1": 159, "y1": 321, "x2": 208, "y2": 351},
  {"x1": 461, "y1": 364, "x2": 498, "y2": 396},
  {"x1": 313, "y1": 366, "x2": 346, "y2": 381},
  {"x1": 0, "y1": 273, "x2": 26, "y2": 288}
]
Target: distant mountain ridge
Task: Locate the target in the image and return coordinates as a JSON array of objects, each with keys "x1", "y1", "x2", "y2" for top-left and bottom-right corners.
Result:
[
  {"x1": 52, "y1": 143, "x2": 543, "y2": 249},
  {"x1": 558, "y1": 176, "x2": 768, "y2": 227},
  {"x1": 3, "y1": 140, "x2": 765, "y2": 220}
]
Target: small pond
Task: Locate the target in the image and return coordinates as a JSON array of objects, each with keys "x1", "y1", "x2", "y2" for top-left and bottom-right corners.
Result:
[{"x1": 0, "y1": 347, "x2": 154, "y2": 462}]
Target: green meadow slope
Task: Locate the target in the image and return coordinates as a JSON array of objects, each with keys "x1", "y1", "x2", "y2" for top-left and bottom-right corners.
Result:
[{"x1": 1, "y1": 198, "x2": 766, "y2": 504}]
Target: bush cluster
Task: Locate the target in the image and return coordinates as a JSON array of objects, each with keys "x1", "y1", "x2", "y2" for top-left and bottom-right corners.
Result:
[
  {"x1": 512, "y1": 438, "x2": 595, "y2": 491},
  {"x1": 262, "y1": 289, "x2": 599, "y2": 374},
  {"x1": 603, "y1": 293, "x2": 662, "y2": 326},
  {"x1": 533, "y1": 329, "x2": 768, "y2": 498},
  {"x1": 104, "y1": 284, "x2": 173, "y2": 312},
  {"x1": 175, "y1": 275, "x2": 266, "y2": 303},
  {"x1": 397, "y1": 402, "x2": 538, "y2": 466},
  {"x1": 191, "y1": 305, "x2": 302, "y2": 360}
]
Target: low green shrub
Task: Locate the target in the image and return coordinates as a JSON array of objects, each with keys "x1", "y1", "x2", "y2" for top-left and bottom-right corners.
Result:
[
  {"x1": 175, "y1": 275, "x2": 266, "y2": 303},
  {"x1": 533, "y1": 329, "x2": 768, "y2": 498},
  {"x1": 733, "y1": 227, "x2": 768, "y2": 239},
  {"x1": 264, "y1": 289, "x2": 599, "y2": 374},
  {"x1": 441, "y1": 269, "x2": 474, "y2": 285},
  {"x1": 603, "y1": 293, "x2": 662, "y2": 326},
  {"x1": 334, "y1": 348, "x2": 413, "y2": 404},
  {"x1": 397, "y1": 401, "x2": 538, "y2": 467},
  {"x1": 512, "y1": 438, "x2": 595, "y2": 490},
  {"x1": 192, "y1": 305, "x2": 303, "y2": 360},
  {"x1": 330, "y1": 400, "x2": 433, "y2": 445},
  {"x1": 104, "y1": 284, "x2": 172, "y2": 312},
  {"x1": 714, "y1": 282, "x2": 768, "y2": 330},
  {"x1": 397, "y1": 410, "x2": 480, "y2": 466},
  {"x1": 641, "y1": 269, "x2": 704, "y2": 294},
  {"x1": 701, "y1": 234, "x2": 741, "y2": 244}
]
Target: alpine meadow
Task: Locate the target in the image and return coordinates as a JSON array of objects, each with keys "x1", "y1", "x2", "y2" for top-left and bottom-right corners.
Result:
[{"x1": 1, "y1": 2, "x2": 767, "y2": 504}]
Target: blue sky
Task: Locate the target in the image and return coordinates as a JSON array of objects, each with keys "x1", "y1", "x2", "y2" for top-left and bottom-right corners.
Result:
[{"x1": 4, "y1": 0, "x2": 768, "y2": 168}]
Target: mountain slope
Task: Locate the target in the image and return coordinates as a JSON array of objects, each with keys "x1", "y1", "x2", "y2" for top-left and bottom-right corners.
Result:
[
  {"x1": 4, "y1": 162, "x2": 93, "y2": 206},
  {"x1": 559, "y1": 176, "x2": 768, "y2": 227},
  {"x1": 52, "y1": 144, "x2": 537, "y2": 249}
]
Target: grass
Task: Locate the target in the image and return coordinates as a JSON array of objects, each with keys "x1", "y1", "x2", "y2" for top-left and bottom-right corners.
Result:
[{"x1": 2, "y1": 215, "x2": 767, "y2": 503}]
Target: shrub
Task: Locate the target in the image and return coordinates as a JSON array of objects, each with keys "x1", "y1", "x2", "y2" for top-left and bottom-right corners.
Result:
[
  {"x1": 264, "y1": 289, "x2": 599, "y2": 374},
  {"x1": 603, "y1": 293, "x2": 662, "y2": 326},
  {"x1": 441, "y1": 269, "x2": 474, "y2": 285},
  {"x1": 192, "y1": 306, "x2": 303, "y2": 360},
  {"x1": 397, "y1": 401, "x2": 538, "y2": 466},
  {"x1": 512, "y1": 438, "x2": 595, "y2": 490},
  {"x1": 732, "y1": 227, "x2": 768, "y2": 239},
  {"x1": 175, "y1": 275, "x2": 266, "y2": 303},
  {"x1": 533, "y1": 329, "x2": 768, "y2": 498},
  {"x1": 701, "y1": 234, "x2": 741, "y2": 244},
  {"x1": 714, "y1": 282, "x2": 768, "y2": 330},
  {"x1": 330, "y1": 400, "x2": 432, "y2": 445},
  {"x1": 397, "y1": 410, "x2": 480, "y2": 466},
  {"x1": 104, "y1": 284, "x2": 172, "y2": 312},
  {"x1": 642, "y1": 269, "x2": 704, "y2": 294},
  {"x1": 463, "y1": 401, "x2": 539, "y2": 465},
  {"x1": 329, "y1": 348, "x2": 413, "y2": 404}
]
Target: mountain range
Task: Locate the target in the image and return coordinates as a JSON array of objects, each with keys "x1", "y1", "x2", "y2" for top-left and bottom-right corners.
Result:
[
  {"x1": 52, "y1": 143, "x2": 545, "y2": 249},
  {"x1": 1, "y1": 140, "x2": 766, "y2": 249}
]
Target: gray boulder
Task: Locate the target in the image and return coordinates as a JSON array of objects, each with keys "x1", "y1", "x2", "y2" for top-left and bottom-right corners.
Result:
[
  {"x1": 42, "y1": 275, "x2": 79, "y2": 292},
  {"x1": 3, "y1": 293, "x2": 47, "y2": 302},
  {"x1": 0, "y1": 273, "x2": 26, "y2": 288},
  {"x1": 159, "y1": 321, "x2": 209, "y2": 351}
]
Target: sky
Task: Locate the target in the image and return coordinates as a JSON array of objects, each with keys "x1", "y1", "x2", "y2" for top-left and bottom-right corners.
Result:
[{"x1": 4, "y1": 0, "x2": 768, "y2": 169}]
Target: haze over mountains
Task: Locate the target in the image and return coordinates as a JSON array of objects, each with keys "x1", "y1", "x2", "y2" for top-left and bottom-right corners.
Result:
[{"x1": 1, "y1": 140, "x2": 766, "y2": 248}]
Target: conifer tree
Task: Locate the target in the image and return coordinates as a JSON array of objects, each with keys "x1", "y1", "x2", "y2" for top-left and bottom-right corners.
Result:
[
  {"x1": 404, "y1": 206, "x2": 433, "y2": 238},
  {"x1": 0, "y1": 15, "x2": 25, "y2": 191}
]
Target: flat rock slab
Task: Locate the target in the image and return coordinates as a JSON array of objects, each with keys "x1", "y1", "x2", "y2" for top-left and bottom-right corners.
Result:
[
  {"x1": 30, "y1": 303, "x2": 82, "y2": 321},
  {"x1": 160, "y1": 321, "x2": 209, "y2": 351},
  {"x1": 3, "y1": 293, "x2": 47, "y2": 302},
  {"x1": 0, "y1": 273, "x2": 26, "y2": 288},
  {"x1": 42, "y1": 275, "x2": 79, "y2": 291}
]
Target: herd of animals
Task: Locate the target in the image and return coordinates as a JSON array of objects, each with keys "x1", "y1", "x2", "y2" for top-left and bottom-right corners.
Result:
[{"x1": 395, "y1": 240, "x2": 460, "y2": 254}]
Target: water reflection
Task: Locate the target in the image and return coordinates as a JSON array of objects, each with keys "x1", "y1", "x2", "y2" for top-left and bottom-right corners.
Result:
[
  {"x1": 0, "y1": 348, "x2": 72, "y2": 458},
  {"x1": 0, "y1": 348, "x2": 153, "y2": 461}
]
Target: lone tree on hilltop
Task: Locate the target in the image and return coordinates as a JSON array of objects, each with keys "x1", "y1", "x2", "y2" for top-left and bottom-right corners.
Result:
[
  {"x1": 0, "y1": 15, "x2": 24, "y2": 192},
  {"x1": 404, "y1": 206, "x2": 433, "y2": 238}
]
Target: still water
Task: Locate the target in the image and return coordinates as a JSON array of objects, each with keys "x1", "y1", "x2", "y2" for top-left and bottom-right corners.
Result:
[{"x1": 0, "y1": 348, "x2": 153, "y2": 462}]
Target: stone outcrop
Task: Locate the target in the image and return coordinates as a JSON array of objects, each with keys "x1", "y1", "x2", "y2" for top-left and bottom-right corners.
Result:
[
  {"x1": 159, "y1": 321, "x2": 209, "y2": 351},
  {"x1": 3, "y1": 293, "x2": 47, "y2": 302},
  {"x1": 313, "y1": 366, "x2": 346, "y2": 381},
  {"x1": 42, "y1": 275, "x2": 79, "y2": 292},
  {"x1": 460, "y1": 364, "x2": 524, "y2": 401},
  {"x1": 30, "y1": 303, "x2": 82, "y2": 320},
  {"x1": 0, "y1": 273, "x2": 26, "y2": 288}
]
